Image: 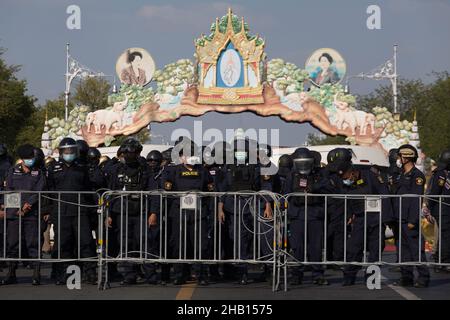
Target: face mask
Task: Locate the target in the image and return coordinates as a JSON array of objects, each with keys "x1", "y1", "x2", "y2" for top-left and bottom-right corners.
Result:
[
  {"x1": 186, "y1": 156, "x2": 200, "y2": 165},
  {"x1": 235, "y1": 151, "x2": 247, "y2": 162},
  {"x1": 343, "y1": 179, "x2": 354, "y2": 186},
  {"x1": 396, "y1": 159, "x2": 403, "y2": 169},
  {"x1": 23, "y1": 158, "x2": 35, "y2": 168},
  {"x1": 123, "y1": 152, "x2": 139, "y2": 164},
  {"x1": 63, "y1": 153, "x2": 76, "y2": 163}
]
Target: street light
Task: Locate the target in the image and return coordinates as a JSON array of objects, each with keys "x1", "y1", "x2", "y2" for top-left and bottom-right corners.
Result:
[
  {"x1": 344, "y1": 45, "x2": 399, "y2": 114},
  {"x1": 64, "y1": 43, "x2": 113, "y2": 121}
]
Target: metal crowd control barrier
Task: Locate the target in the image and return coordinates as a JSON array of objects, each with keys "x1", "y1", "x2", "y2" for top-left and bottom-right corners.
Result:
[
  {"x1": 1, "y1": 190, "x2": 449, "y2": 293},
  {"x1": 97, "y1": 190, "x2": 282, "y2": 291},
  {"x1": 278, "y1": 193, "x2": 450, "y2": 291},
  {"x1": 0, "y1": 191, "x2": 100, "y2": 264}
]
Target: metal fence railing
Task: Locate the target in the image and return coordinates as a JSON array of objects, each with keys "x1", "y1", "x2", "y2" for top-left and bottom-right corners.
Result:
[{"x1": 1, "y1": 190, "x2": 449, "y2": 292}]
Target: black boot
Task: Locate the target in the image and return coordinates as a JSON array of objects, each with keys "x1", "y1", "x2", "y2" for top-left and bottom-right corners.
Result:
[
  {"x1": 32, "y1": 264, "x2": 41, "y2": 286},
  {"x1": 1, "y1": 263, "x2": 18, "y2": 285}
]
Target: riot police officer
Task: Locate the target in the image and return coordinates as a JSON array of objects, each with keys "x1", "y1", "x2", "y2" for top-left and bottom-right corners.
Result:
[
  {"x1": 47, "y1": 137, "x2": 97, "y2": 285},
  {"x1": 217, "y1": 137, "x2": 273, "y2": 285},
  {"x1": 1, "y1": 144, "x2": 46, "y2": 285},
  {"x1": 159, "y1": 147, "x2": 176, "y2": 285},
  {"x1": 426, "y1": 149, "x2": 450, "y2": 270},
  {"x1": 0, "y1": 143, "x2": 13, "y2": 264},
  {"x1": 146, "y1": 150, "x2": 163, "y2": 170},
  {"x1": 334, "y1": 158, "x2": 392, "y2": 286},
  {"x1": 202, "y1": 143, "x2": 227, "y2": 282},
  {"x1": 274, "y1": 154, "x2": 293, "y2": 194},
  {"x1": 322, "y1": 148, "x2": 348, "y2": 267},
  {"x1": 284, "y1": 148, "x2": 328, "y2": 285},
  {"x1": 162, "y1": 137, "x2": 213, "y2": 285},
  {"x1": 0, "y1": 144, "x2": 13, "y2": 179},
  {"x1": 386, "y1": 148, "x2": 401, "y2": 269},
  {"x1": 393, "y1": 144, "x2": 430, "y2": 288},
  {"x1": 106, "y1": 138, "x2": 159, "y2": 285}
]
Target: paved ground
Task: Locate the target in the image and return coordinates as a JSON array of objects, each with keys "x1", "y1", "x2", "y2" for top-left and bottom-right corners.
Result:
[{"x1": 1, "y1": 260, "x2": 449, "y2": 300}]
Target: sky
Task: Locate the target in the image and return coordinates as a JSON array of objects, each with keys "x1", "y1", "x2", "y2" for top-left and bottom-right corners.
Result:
[{"x1": 1, "y1": 0, "x2": 450, "y2": 146}]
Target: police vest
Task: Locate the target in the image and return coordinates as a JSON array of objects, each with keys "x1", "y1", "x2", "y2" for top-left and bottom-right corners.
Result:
[
  {"x1": 226, "y1": 164, "x2": 256, "y2": 191},
  {"x1": 291, "y1": 174, "x2": 321, "y2": 207}
]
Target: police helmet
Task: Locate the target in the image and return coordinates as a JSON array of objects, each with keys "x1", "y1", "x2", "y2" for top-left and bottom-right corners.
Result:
[
  {"x1": 87, "y1": 147, "x2": 101, "y2": 165},
  {"x1": 388, "y1": 148, "x2": 399, "y2": 166},
  {"x1": 76, "y1": 140, "x2": 90, "y2": 159},
  {"x1": 17, "y1": 144, "x2": 35, "y2": 160},
  {"x1": 292, "y1": 148, "x2": 314, "y2": 175},
  {"x1": 438, "y1": 149, "x2": 450, "y2": 170},
  {"x1": 174, "y1": 136, "x2": 198, "y2": 158},
  {"x1": 310, "y1": 150, "x2": 322, "y2": 169},
  {"x1": 162, "y1": 148, "x2": 173, "y2": 163},
  {"x1": 120, "y1": 137, "x2": 143, "y2": 155},
  {"x1": 146, "y1": 150, "x2": 163, "y2": 163},
  {"x1": 45, "y1": 156, "x2": 55, "y2": 168},
  {"x1": 278, "y1": 154, "x2": 293, "y2": 169},
  {"x1": 398, "y1": 144, "x2": 418, "y2": 163},
  {"x1": 33, "y1": 147, "x2": 45, "y2": 168},
  {"x1": 58, "y1": 137, "x2": 79, "y2": 155},
  {"x1": 98, "y1": 155, "x2": 110, "y2": 167},
  {"x1": 327, "y1": 148, "x2": 352, "y2": 164}
]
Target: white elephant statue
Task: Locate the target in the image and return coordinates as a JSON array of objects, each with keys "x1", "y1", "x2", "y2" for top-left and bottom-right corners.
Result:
[
  {"x1": 333, "y1": 93, "x2": 375, "y2": 136},
  {"x1": 86, "y1": 109, "x2": 124, "y2": 135}
]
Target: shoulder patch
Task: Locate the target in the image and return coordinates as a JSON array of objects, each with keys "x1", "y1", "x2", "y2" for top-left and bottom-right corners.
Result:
[
  {"x1": 438, "y1": 178, "x2": 445, "y2": 187},
  {"x1": 416, "y1": 177, "x2": 424, "y2": 186},
  {"x1": 356, "y1": 179, "x2": 364, "y2": 185},
  {"x1": 164, "y1": 181, "x2": 172, "y2": 191}
]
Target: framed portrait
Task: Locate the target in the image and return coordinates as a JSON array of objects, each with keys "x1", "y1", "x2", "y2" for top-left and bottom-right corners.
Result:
[
  {"x1": 305, "y1": 48, "x2": 346, "y2": 87},
  {"x1": 116, "y1": 47, "x2": 155, "y2": 87}
]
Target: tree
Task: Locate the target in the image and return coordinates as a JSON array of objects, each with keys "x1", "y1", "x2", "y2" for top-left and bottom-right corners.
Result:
[
  {"x1": 72, "y1": 77, "x2": 111, "y2": 111},
  {"x1": 416, "y1": 73, "x2": 450, "y2": 159},
  {"x1": 357, "y1": 78, "x2": 426, "y2": 114},
  {"x1": 306, "y1": 133, "x2": 348, "y2": 146},
  {"x1": 0, "y1": 48, "x2": 36, "y2": 154}
]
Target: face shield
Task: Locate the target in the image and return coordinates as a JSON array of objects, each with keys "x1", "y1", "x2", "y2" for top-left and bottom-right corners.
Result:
[{"x1": 293, "y1": 158, "x2": 314, "y2": 175}]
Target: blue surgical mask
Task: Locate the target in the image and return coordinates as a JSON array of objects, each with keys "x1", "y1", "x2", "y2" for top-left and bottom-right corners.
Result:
[
  {"x1": 235, "y1": 151, "x2": 247, "y2": 162},
  {"x1": 62, "y1": 153, "x2": 77, "y2": 163},
  {"x1": 343, "y1": 179, "x2": 354, "y2": 186},
  {"x1": 23, "y1": 158, "x2": 35, "y2": 168}
]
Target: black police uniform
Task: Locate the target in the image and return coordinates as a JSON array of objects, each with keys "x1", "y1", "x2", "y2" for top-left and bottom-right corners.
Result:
[
  {"x1": 387, "y1": 163, "x2": 402, "y2": 262},
  {"x1": 159, "y1": 162, "x2": 176, "y2": 284},
  {"x1": 0, "y1": 155, "x2": 13, "y2": 260},
  {"x1": 427, "y1": 168, "x2": 450, "y2": 264},
  {"x1": 284, "y1": 168, "x2": 327, "y2": 283},
  {"x1": 107, "y1": 158, "x2": 159, "y2": 283},
  {"x1": 393, "y1": 166, "x2": 430, "y2": 284},
  {"x1": 4, "y1": 164, "x2": 46, "y2": 266},
  {"x1": 47, "y1": 159, "x2": 96, "y2": 282},
  {"x1": 204, "y1": 161, "x2": 224, "y2": 280},
  {"x1": 162, "y1": 163, "x2": 214, "y2": 284},
  {"x1": 217, "y1": 161, "x2": 272, "y2": 282},
  {"x1": 320, "y1": 167, "x2": 346, "y2": 264},
  {"x1": 342, "y1": 167, "x2": 393, "y2": 284}
]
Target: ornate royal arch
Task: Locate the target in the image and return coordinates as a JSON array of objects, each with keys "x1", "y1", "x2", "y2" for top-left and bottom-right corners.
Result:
[{"x1": 41, "y1": 9, "x2": 419, "y2": 154}]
